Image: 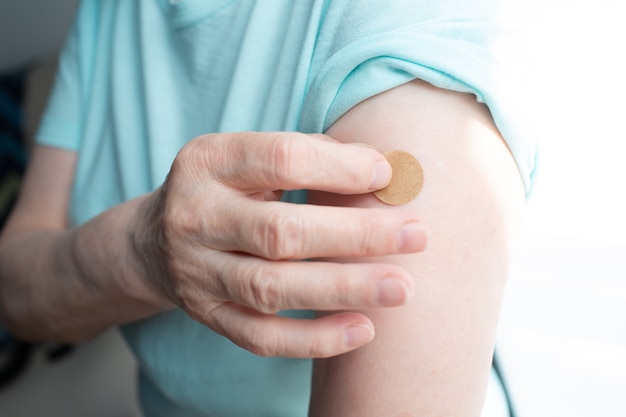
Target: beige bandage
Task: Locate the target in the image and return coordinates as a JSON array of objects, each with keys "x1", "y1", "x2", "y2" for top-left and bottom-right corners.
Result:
[{"x1": 374, "y1": 150, "x2": 424, "y2": 206}]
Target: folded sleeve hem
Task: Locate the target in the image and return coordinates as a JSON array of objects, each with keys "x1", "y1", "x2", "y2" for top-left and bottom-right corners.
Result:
[{"x1": 300, "y1": 28, "x2": 538, "y2": 198}]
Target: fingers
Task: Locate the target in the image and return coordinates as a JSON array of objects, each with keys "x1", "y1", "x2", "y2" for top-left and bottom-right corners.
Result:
[
  {"x1": 162, "y1": 131, "x2": 427, "y2": 359},
  {"x1": 206, "y1": 199, "x2": 428, "y2": 260},
  {"x1": 208, "y1": 252, "x2": 414, "y2": 314},
  {"x1": 206, "y1": 304, "x2": 375, "y2": 358},
  {"x1": 189, "y1": 132, "x2": 393, "y2": 194}
]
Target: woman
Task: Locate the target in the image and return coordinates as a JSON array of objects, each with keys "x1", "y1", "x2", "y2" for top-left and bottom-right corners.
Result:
[{"x1": 0, "y1": 1, "x2": 536, "y2": 415}]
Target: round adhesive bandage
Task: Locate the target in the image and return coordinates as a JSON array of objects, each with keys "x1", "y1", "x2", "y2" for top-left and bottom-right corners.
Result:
[{"x1": 374, "y1": 150, "x2": 424, "y2": 206}]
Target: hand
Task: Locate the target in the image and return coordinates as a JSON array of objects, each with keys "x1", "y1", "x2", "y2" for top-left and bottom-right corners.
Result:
[{"x1": 135, "y1": 132, "x2": 427, "y2": 358}]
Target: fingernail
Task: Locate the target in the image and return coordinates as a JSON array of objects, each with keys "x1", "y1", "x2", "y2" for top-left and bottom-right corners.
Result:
[
  {"x1": 344, "y1": 323, "x2": 375, "y2": 348},
  {"x1": 370, "y1": 161, "x2": 393, "y2": 190},
  {"x1": 397, "y1": 222, "x2": 427, "y2": 253},
  {"x1": 376, "y1": 277, "x2": 410, "y2": 306}
]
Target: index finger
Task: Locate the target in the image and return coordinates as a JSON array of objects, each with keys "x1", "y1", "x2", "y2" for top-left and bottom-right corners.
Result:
[{"x1": 198, "y1": 132, "x2": 393, "y2": 194}]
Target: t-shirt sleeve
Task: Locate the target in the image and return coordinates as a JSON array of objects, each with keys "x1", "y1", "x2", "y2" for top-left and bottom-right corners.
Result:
[
  {"x1": 35, "y1": 0, "x2": 96, "y2": 151},
  {"x1": 299, "y1": 0, "x2": 538, "y2": 198}
]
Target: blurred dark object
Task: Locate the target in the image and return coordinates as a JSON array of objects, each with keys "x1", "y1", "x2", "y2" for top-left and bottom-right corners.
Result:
[
  {"x1": 0, "y1": 66, "x2": 30, "y2": 390},
  {"x1": 0, "y1": 329, "x2": 33, "y2": 389},
  {"x1": 0, "y1": 67, "x2": 27, "y2": 229}
]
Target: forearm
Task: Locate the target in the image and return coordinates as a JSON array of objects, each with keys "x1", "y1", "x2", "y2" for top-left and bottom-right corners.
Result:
[
  {"x1": 0, "y1": 193, "x2": 172, "y2": 343},
  {"x1": 1, "y1": 136, "x2": 429, "y2": 359}
]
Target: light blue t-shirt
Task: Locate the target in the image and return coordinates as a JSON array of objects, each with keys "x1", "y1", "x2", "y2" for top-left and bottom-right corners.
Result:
[{"x1": 37, "y1": 1, "x2": 537, "y2": 415}]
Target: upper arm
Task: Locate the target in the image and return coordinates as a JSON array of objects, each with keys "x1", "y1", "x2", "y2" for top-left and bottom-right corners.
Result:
[
  {"x1": 2, "y1": 145, "x2": 76, "y2": 235},
  {"x1": 308, "y1": 79, "x2": 525, "y2": 416}
]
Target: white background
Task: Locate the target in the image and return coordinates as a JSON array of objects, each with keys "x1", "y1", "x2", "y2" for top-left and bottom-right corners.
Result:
[{"x1": 496, "y1": 1, "x2": 625, "y2": 416}]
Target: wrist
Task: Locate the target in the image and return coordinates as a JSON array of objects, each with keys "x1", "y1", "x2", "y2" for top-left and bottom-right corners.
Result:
[{"x1": 127, "y1": 190, "x2": 176, "y2": 311}]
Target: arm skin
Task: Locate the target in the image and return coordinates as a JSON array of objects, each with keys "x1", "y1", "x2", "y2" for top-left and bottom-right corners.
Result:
[
  {"x1": 309, "y1": 79, "x2": 526, "y2": 416},
  {"x1": 0, "y1": 147, "x2": 172, "y2": 342}
]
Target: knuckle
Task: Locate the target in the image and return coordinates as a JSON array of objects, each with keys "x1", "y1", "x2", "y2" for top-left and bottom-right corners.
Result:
[
  {"x1": 174, "y1": 134, "x2": 225, "y2": 180},
  {"x1": 170, "y1": 273, "x2": 212, "y2": 318},
  {"x1": 352, "y1": 214, "x2": 399, "y2": 256},
  {"x1": 351, "y1": 219, "x2": 383, "y2": 256},
  {"x1": 265, "y1": 136, "x2": 308, "y2": 184},
  {"x1": 173, "y1": 137, "x2": 204, "y2": 173},
  {"x1": 256, "y1": 210, "x2": 304, "y2": 260},
  {"x1": 245, "y1": 265, "x2": 282, "y2": 314},
  {"x1": 327, "y1": 269, "x2": 358, "y2": 306},
  {"x1": 198, "y1": 303, "x2": 227, "y2": 336},
  {"x1": 268, "y1": 137, "x2": 292, "y2": 174}
]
